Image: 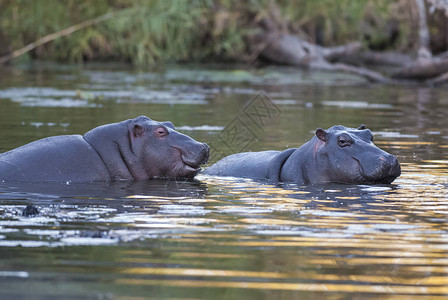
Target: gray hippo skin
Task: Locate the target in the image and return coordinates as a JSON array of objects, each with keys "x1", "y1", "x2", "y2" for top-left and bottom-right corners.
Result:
[
  {"x1": 204, "y1": 125, "x2": 401, "y2": 185},
  {"x1": 0, "y1": 116, "x2": 209, "y2": 182}
]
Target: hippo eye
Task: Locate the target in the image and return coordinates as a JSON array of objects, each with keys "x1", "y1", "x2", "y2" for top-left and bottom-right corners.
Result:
[
  {"x1": 338, "y1": 138, "x2": 350, "y2": 147},
  {"x1": 155, "y1": 127, "x2": 168, "y2": 138}
]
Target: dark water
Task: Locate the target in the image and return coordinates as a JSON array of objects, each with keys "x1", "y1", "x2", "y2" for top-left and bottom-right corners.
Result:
[{"x1": 0, "y1": 62, "x2": 447, "y2": 299}]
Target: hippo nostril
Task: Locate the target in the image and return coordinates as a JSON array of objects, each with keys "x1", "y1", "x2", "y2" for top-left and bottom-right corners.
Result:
[
  {"x1": 390, "y1": 159, "x2": 401, "y2": 176},
  {"x1": 388, "y1": 155, "x2": 400, "y2": 166},
  {"x1": 202, "y1": 143, "x2": 210, "y2": 164},
  {"x1": 385, "y1": 154, "x2": 401, "y2": 178},
  {"x1": 178, "y1": 143, "x2": 209, "y2": 169}
]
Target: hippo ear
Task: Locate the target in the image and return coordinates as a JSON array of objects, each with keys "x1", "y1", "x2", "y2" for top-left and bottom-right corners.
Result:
[
  {"x1": 315, "y1": 128, "x2": 327, "y2": 142},
  {"x1": 133, "y1": 124, "x2": 145, "y2": 137},
  {"x1": 357, "y1": 124, "x2": 366, "y2": 130},
  {"x1": 162, "y1": 121, "x2": 175, "y2": 130}
]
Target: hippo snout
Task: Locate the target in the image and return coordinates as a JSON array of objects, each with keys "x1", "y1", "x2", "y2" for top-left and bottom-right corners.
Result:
[
  {"x1": 202, "y1": 143, "x2": 210, "y2": 164},
  {"x1": 181, "y1": 143, "x2": 209, "y2": 168},
  {"x1": 358, "y1": 153, "x2": 401, "y2": 184},
  {"x1": 373, "y1": 154, "x2": 401, "y2": 184},
  {"x1": 387, "y1": 154, "x2": 401, "y2": 178}
]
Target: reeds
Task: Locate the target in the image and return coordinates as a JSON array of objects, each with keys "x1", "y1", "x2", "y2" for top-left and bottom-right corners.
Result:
[{"x1": 0, "y1": 0, "x2": 438, "y2": 65}]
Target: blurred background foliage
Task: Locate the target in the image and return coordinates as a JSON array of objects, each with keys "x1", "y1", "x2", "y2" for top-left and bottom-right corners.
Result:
[{"x1": 0, "y1": 0, "x2": 447, "y2": 65}]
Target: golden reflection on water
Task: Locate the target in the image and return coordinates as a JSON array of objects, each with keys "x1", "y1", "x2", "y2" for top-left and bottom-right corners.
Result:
[
  {"x1": 116, "y1": 278, "x2": 448, "y2": 295},
  {"x1": 117, "y1": 144, "x2": 448, "y2": 297}
]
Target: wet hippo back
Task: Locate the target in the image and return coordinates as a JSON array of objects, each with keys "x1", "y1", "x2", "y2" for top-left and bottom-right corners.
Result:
[
  {"x1": 0, "y1": 135, "x2": 109, "y2": 181},
  {"x1": 203, "y1": 151, "x2": 283, "y2": 179}
]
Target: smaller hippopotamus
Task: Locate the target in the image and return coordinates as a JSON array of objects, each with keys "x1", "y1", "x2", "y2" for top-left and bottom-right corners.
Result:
[
  {"x1": 0, "y1": 116, "x2": 209, "y2": 182},
  {"x1": 203, "y1": 125, "x2": 401, "y2": 185}
]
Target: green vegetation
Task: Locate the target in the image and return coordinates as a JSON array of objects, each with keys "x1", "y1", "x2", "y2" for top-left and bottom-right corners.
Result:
[{"x1": 0, "y1": 0, "x2": 445, "y2": 66}]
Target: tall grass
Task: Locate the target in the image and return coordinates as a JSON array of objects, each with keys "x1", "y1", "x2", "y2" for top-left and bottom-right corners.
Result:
[{"x1": 0, "y1": 0, "x2": 432, "y2": 65}]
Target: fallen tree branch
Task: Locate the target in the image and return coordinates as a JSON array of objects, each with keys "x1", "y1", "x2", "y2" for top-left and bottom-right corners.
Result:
[
  {"x1": 383, "y1": 0, "x2": 448, "y2": 82},
  {"x1": 332, "y1": 63, "x2": 389, "y2": 83},
  {"x1": 358, "y1": 51, "x2": 413, "y2": 67},
  {"x1": 427, "y1": 70, "x2": 448, "y2": 85},
  {"x1": 436, "y1": 50, "x2": 448, "y2": 59},
  {"x1": 333, "y1": 51, "x2": 413, "y2": 67},
  {"x1": 0, "y1": 10, "x2": 127, "y2": 65},
  {"x1": 247, "y1": 1, "x2": 448, "y2": 85},
  {"x1": 319, "y1": 42, "x2": 362, "y2": 61},
  {"x1": 250, "y1": 31, "x2": 362, "y2": 67},
  {"x1": 391, "y1": 58, "x2": 448, "y2": 79},
  {"x1": 251, "y1": 32, "x2": 322, "y2": 67},
  {"x1": 249, "y1": 29, "x2": 389, "y2": 82}
]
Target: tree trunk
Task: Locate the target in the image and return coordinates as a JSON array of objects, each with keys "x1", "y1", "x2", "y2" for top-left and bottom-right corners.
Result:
[{"x1": 416, "y1": 0, "x2": 431, "y2": 57}]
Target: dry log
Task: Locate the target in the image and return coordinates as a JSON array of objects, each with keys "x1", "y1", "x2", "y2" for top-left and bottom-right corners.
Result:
[
  {"x1": 319, "y1": 42, "x2": 362, "y2": 61},
  {"x1": 358, "y1": 51, "x2": 413, "y2": 67},
  {"x1": 391, "y1": 58, "x2": 448, "y2": 79},
  {"x1": 427, "y1": 70, "x2": 448, "y2": 85},
  {"x1": 436, "y1": 50, "x2": 448, "y2": 59},
  {"x1": 335, "y1": 51, "x2": 413, "y2": 67},
  {"x1": 386, "y1": 0, "x2": 448, "y2": 81},
  {"x1": 332, "y1": 63, "x2": 389, "y2": 83},
  {"x1": 249, "y1": 30, "x2": 387, "y2": 82},
  {"x1": 250, "y1": 32, "x2": 325, "y2": 68},
  {"x1": 250, "y1": 31, "x2": 362, "y2": 67}
]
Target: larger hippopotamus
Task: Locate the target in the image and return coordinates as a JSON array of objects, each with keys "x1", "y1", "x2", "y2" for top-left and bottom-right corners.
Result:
[
  {"x1": 0, "y1": 116, "x2": 209, "y2": 182},
  {"x1": 203, "y1": 125, "x2": 401, "y2": 185}
]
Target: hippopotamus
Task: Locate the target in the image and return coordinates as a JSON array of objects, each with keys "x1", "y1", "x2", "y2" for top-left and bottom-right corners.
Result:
[
  {"x1": 0, "y1": 116, "x2": 209, "y2": 182},
  {"x1": 203, "y1": 125, "x2": 401, "y2": 185}
]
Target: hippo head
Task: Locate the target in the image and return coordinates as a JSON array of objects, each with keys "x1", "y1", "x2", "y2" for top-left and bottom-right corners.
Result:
[
  {"x1": 128, "y1": 116, "x2": 209, "y2": 179},
  {"x1": 313, "y1": 125, "x2": 401, "y2": 184}
]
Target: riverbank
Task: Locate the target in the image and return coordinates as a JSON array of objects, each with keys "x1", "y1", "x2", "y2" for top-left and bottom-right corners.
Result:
[{"x1": 2, "y1": 0, "x2": 446, "y2": 66}]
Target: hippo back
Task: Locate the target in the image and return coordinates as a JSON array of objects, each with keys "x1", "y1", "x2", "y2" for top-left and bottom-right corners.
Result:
[
  {"x1": 204, "y1": 151, "x2": 282, "y2": 179},
  {"x1": 0, "y1": 135, "x2": 110, "y2": 182}
]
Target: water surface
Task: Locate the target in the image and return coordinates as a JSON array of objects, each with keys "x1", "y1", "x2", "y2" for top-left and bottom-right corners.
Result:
[{"x1": 0, "y1": 62, "x2": 447, "y2": 299}]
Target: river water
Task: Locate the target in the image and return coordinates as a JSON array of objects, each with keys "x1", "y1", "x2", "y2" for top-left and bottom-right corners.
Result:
[{"x1": 0, "y1": 62, "x2": 447, "y2": 299}]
